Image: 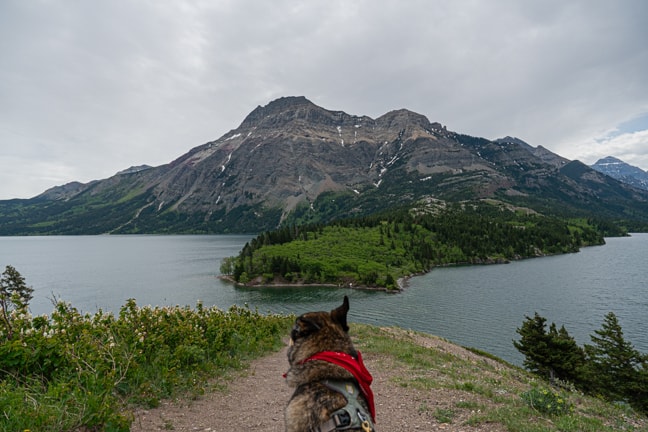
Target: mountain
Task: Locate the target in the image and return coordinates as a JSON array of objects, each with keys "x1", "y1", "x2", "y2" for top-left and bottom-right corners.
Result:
[
  {"x1": 591, "y1": 156, "x2": 648, "y2": 191},
  {"x1": 494, "y1": 137, "x2": 570, "y2": 168},
  {"x1": 1, "y1": 96, "x2": 648, "y2": 235}
]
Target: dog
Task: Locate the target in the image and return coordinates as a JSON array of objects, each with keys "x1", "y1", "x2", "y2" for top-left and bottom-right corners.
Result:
[{"x1": 284, "y1": 296, "x2": 376, "y2": 432}]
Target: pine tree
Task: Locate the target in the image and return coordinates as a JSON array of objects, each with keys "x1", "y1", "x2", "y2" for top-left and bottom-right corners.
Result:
[
  {"x1": 0, "y1": 265, "x2": 34, "y2": 340},
  {"x1": 546, "y1": 323, "x2": 585, "y2": 384},
  {"x1": 632, "y1": 365, "x2": 648, "y2": 414},
  {"x1": 514, "y1": 313, "x2": 584, "y2": 384},
  {"x1": 583, "y1": 312, "x2": 647, "y2": 409},
  {"x1": 514, "y1": 313, "x2": 552, "y2": 377}
]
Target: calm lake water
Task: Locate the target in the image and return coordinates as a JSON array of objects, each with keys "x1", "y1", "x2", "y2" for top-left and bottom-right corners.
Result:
[{"x1": 1, "y1": 233, "x2": 646, "y2": 365}]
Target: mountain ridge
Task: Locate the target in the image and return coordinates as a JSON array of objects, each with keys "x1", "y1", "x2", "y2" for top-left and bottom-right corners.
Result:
[
  {"x1": 591, "y1": 156, "x2": 648, "y2": 191},
  {"x1": 1, "y1": 96, "x2": 648, "y2": 234}
]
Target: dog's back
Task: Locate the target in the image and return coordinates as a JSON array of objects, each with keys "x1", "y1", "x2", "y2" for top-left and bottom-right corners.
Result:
[{"x1": 284, "y1": 297, "x2": 375, "y2": 431}]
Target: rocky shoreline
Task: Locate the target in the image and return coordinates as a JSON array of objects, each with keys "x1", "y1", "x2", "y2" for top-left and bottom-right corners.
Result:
[{"x1": 218, "y1": 274, "x2": 403, "y2": 292}]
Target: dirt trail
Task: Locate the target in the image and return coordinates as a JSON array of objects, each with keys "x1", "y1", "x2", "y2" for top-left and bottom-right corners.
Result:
[
  {"x1": 131, "y1": 334, "x2": 508, "y2": 432},
  {"x1": 131, "y1": 346, "x2": 291, "y2": 431}
]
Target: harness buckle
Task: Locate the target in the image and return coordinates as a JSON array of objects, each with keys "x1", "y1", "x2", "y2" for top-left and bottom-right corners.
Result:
[
  {"x1": 357, "y1": 410, "x2": 372, "y2": 432},
  {"x1": 334, "y1": 411, "x2": 351, "y2": 427}
]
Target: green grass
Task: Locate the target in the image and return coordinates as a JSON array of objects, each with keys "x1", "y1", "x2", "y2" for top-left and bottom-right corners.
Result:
[
  {"x1": 351, "y1": 325, "x2": 647, "y2": 432},
  {"x1": 434, "y1": 407, "x2": 455, "y2": 423}
]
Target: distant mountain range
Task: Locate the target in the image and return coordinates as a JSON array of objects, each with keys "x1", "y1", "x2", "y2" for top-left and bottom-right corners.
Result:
[
  {"x1": 591, "y1": 156, "x2": 648, "y2": 192},
  {"x1": 1, "y1": 96, "x2": 648, "y2": 235}
]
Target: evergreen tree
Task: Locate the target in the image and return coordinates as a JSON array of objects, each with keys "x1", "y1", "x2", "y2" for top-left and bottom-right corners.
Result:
[
  {"x1": 583, "y1": 312, "x2": 648, "y2": 409},
  {"x1": 632, "y1": 365, "x2": 648, "y2": 414},
  {"x1": 546, "y1": 323, "x2": 586, "y2": 384},
  {"x1": 514, "y1": 313, "x2": 553, "y2": 378},
  {"x1": 514, "y1": 311, "x2": 648, "y2": 415},
  {"x1": 0, "y1": 265, "x2": 34, "y2": 340},
  {"x1": 514, "y1": 313, "x2": 584, "y2": 384}
]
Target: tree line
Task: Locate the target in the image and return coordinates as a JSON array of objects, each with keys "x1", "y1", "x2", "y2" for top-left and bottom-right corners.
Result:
[
  {"x1": 221, "y1": 202, "x2": 605, "y2": 288},
  {"x1": 514, "y1": 312, "x2": 648, "y2": 414}
]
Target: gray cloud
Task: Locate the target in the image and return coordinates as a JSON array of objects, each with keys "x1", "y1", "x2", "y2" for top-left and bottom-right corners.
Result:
[{"x1": 1, "y1": 0, "x2": 647, "y2": 199}]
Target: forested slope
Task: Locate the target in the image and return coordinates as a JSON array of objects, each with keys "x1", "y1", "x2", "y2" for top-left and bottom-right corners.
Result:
[{"x1": 221, "y1": 201, "x2": 606, "y2": 290}]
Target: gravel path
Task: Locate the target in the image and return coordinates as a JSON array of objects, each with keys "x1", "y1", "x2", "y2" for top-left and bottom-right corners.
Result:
[
  {"x1": 130, "y1": 330, "x2": 510, "y2": 432},
  {"x1": 131, "y1": 346, "x2": 291, "y2": 431}
]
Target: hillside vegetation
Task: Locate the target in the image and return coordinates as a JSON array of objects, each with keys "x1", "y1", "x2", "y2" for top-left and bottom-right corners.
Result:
[
  {"x1": 2, "y1": 267, "x2": 646, "y2": 431},
  {"x1": 221, "y1": 201, "x2": 606, "y2": 290},
  {"x1": 515, "y1": 312, "x2": 648, "y2": 416},
  {"x1": 0, "y1": 266, "x2": 292, "y2": 431},
  {"x1": 352, "y1": 325, "x2": 646, "y2": 431}
]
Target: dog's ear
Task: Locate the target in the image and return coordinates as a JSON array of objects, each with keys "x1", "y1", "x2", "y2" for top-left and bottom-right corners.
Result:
[
  {"x1": 291, "y1": 315, "x2": 321, "y2": 341},
  {"x1": 330, "y1": 296, "x2": 350, "y2": 332}
]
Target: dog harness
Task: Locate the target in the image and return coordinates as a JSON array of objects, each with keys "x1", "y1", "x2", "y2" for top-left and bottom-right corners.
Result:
[
  {"x1": 315, "y1": 380, "x2": 374, "y2": 432},
  {"x1": 298, "y1": 351, "x2": 375, "y2": 432}
]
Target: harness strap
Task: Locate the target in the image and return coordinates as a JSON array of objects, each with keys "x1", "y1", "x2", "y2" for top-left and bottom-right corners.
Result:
[
  {"x1": 314, "y1": 409, "x2": 373, "y2": 432},
  {"x1": 313, "y1": 412, "x2": 348, "y2": 432},
  {"x1": 299, "y1": 350, "x2": 375, "y2": 422},
  {"x1": 312, "y1": 380, "x2": 375, "y2": 432}
]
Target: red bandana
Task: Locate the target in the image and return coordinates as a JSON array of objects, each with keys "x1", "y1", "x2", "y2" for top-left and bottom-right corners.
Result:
[{"x1": 300, "y1": 351, "x2": 376, "y2": 422}]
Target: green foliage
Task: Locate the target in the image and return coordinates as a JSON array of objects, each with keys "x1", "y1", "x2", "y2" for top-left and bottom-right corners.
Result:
[
  {"x1": 515, "y1": 312, "x2": 648, "y2": 415},
  {"x1": 521, "y1": 386, "x2": 574, "y2": 416},
  {"x1": 513, "y1": 313, "x2": 585, "y2": 384},
  {"x1": 582, "y1": 312, "x2": 648, "y2": 411},
  {"x1": 514, "y1": 313, "x2": 553, "y2": 376},
  {"x1": 355, "y1": 325, "x2": 645, "y2": 431},
  {"x1": 225, "y1": 202, "x2": 604, "y2": 289},
  {"x1": 0, "y1": 187, "x2": 285, "y2": 235},
  {"x1": 219, "y1": 256, "x2": 236, "y2": 275},
  {"x1": 0, "y1": 265, "x2": 34, "y2": 340},
  {"x1": 0, "y1": 268, "x2": 292, "y2": 431},
  {"x1": 0, "y1": 186, "x2": 155, "y2": 235},
  {"x1": 433, "y1": 407, "x2": 455, "y2": 423}
]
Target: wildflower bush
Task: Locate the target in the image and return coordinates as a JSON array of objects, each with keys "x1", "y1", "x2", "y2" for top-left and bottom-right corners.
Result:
[
  {"x1": 521, "y1": 386, "x2": 574, "y2": 416},
  {"x1": 0, "y1": 282, "x2": 292, "y2": 431}
]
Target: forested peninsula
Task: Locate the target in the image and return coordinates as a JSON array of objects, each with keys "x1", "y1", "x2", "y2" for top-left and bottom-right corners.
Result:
[{"x1": 220, "y1": 201, "x2": 610, "y2": 290}]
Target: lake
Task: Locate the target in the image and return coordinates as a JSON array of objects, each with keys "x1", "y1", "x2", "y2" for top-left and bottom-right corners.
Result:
[{"x1": 1, "y1": 233, "x2": 646, "y2": 365}]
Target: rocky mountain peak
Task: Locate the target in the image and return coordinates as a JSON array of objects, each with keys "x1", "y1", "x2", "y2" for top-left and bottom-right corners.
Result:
[
  {"x1": 236, "y1": 96, "x2": 379, "y2": 142},
  {"x1": 494, "y1": 136, "x2": 569, "y2": 168},
  {"x1": 495, "y1": 136, "x2": 532, "y2": 148},
  {"x1": 594, "y1": 156, "x2": 624, "y2": 166},
  {"x1": 117, "y1": 165, "x2": 153, "y2": 175},
  {"x1": 591, "y1": 156, "x2": 648, "y2": 191},
  {"x1": 36, "y1": 181, "x2": 94, "y2": 201},
  {"x1": 376, "y1": 109, "x2": 433, "y2": 131},
  {"x1": 239, "y1": 96, "x2": 319, "y2": 128}
]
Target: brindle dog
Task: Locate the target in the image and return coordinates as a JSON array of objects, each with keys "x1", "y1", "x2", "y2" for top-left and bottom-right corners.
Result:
[{"x1": 284, "y1": 296, "x2": 376, "y2": 432}]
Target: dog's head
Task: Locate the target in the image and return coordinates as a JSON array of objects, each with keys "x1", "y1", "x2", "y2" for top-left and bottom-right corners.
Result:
[{"x1": 287, "y1": 296, "x2": 356, "y2": 365}]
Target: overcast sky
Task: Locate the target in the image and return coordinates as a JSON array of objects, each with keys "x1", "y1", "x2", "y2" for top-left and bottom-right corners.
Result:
[{"x1": 1, "y1": 0, "x2": 647, "y2": 199}]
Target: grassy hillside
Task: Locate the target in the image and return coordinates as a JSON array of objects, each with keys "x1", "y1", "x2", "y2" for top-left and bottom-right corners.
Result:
[
  {"x1": 2, "y1": 300, "x2": 646, "y2": 431},
  {"x1": 352, "y1": 325, "x2": 647, "y2": 431}
]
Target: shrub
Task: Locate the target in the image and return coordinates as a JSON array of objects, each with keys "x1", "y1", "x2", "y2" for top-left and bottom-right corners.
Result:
[
  {"x1": 0, "y1": 272, "x2": 292, "y2": 432},
  {"x1": 521, "y1": 386, "x2": 573, "y2": 416}
]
